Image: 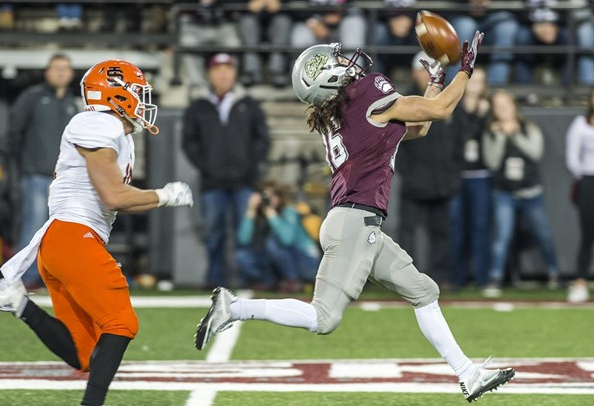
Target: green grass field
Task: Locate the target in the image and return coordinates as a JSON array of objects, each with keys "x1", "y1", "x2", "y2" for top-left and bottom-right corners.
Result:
[{"x1": 1, "y1": 289, "x2": 593, "y2": 406}]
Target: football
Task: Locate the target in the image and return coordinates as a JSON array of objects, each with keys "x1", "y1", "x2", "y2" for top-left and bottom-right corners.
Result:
[{"x1": 415, "y1": 10, "x2": 461, "y2": 65}]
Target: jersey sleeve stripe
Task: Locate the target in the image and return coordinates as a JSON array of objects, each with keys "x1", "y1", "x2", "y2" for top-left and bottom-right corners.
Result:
[{"x1": 366, "y1": 93, "x2": 401, "y2": 128}]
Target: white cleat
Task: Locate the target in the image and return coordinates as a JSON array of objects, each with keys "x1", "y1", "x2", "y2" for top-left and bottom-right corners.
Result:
[
  {"x1": 0, "y1": 278, "x2": 28, "y2": 317},
  {"x1": 194, "y1": 287, "x2": 237, "y2": 350},
  {"x1": 460, "y1": 357, "x2": 516, "y2": 402}
]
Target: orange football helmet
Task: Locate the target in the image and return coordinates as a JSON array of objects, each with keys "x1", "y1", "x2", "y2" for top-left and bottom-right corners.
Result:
[{"x1": 80, "y1": 60, "x2": 159, "y2": 134}]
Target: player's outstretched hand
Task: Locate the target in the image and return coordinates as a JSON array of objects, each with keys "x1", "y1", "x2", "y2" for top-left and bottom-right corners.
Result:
[
  {"x1": 459, "y1": 30, "x2": 484, "y2": 78},
  {"x1": 156, "y1": 182, "x2": 194, "y2": 207},
  {"x1": 420, "y1": 59, "x2": 446, "y2": 89}
]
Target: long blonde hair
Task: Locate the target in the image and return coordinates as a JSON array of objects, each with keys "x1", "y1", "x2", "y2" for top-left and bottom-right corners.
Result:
[{"x1": 487, "y1": 89, "x2": 525, "y2": 128}]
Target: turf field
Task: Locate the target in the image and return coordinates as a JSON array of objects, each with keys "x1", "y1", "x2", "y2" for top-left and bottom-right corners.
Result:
[{"x1": 1, "y1": 288, "x2": 593, "y2": 406}]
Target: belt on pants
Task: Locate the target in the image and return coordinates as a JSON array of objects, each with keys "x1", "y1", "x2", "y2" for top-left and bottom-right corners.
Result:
[{"x1": 336, "y1": 202, "x2": 386, "y2": 227}]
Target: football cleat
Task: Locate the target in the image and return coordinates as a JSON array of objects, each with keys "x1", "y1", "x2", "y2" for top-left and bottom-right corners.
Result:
[
  {"x1": 194, "y1": 287, "x2": 237, "y2": 350},
  {"x1": 460, "y1": 357, "x2": 515, "y2": 402},
  {"x1": 0, "y1": 278, "x2": 28, "y2": 317}
]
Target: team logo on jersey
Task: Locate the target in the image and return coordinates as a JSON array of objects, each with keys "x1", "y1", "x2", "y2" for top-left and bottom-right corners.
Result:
[
  {"x1": 367, "y1": 231, "x2": 376, "y2": 244},
  {"x1": 305, "y1": 53, "x2": 329, "y2": 80},
  {"x1": 374, "y1": 76, "x2": 394, "y2": 94}
]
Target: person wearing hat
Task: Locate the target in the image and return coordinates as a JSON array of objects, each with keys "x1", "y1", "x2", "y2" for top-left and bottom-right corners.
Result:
[
  {"x1": 394, "y1": 51, "x2": 465, "y2": 287},
  {"x1": 182, "y1": 53, "x2": 271, "y2": 289}
]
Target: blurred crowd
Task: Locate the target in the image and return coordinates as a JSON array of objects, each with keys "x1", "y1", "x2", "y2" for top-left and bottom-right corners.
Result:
[
  {"x1": 0, "y1": 0, "x2": 593, "y2": 89},
  {"x1": 0, "y1": 0, "x2": 593, "y2": 301}
]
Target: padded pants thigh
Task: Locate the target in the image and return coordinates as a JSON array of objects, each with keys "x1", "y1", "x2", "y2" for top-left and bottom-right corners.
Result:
[
  {"x1": 38, "y1": 220, "x2": 138, "y2": 371},
  {"x1": 312, "y1": 208, "x2": 379, "y2": 334},
  {"x1": 369, "y1": 234, "x2": 440, "y2": 308}
]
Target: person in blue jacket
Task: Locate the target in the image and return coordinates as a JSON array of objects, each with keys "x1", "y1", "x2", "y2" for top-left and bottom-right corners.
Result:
[{"x1": 235, "y1": 180, "x2": 320, "y2": 293}]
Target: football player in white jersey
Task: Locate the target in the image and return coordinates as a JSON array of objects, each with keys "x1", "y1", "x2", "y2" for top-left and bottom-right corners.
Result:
[{"x1": 0, "y1": 60, "x2": 193, "y2": 406}]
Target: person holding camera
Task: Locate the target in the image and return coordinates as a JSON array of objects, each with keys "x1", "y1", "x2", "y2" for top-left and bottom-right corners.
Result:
[{"x1": 235, "y1": 181, "x2": 320, "y2": 293}]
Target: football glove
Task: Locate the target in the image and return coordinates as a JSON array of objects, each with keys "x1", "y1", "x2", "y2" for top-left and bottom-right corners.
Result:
[
  {"x1": 420, "y1": 59, "x2": 446, "y2": 89},
  {"x1": 155, "y1": 182, "x2": 194, "y2": 207},
  {"x1": 459, "y1": 30, "x2": 484, "y2": 78}
]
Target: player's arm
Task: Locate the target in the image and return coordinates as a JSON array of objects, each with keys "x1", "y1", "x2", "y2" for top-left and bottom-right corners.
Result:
[
  {"x1": 78, "y1": 146, "x2": 193, "y2": 212},
  {"x1": 373, "y1": 31, "x2": 483, "y2": 128},
  {"x1": 78, "y1": 146, "x2": 160, "y2": 212},
  {"x1": 402, "y1": 83, "x2": 443, "y2": 141}
]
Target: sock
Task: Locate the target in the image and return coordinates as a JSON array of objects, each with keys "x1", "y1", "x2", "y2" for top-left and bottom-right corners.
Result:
[
  {"x1": 81, "y1": 333, "x2": 130, "y2": 406},
  {"x1": 20, "y1": 300, "x2": 81, "y2": 369},
  {"x1": 230, "y1": 298, "x2": 318, "y2": 332},
  {"x1": 414, "y1": 300, "x2": 476, "y2": 381}
]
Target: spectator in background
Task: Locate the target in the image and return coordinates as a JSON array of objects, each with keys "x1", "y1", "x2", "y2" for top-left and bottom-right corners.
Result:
[
  {"x1": 373, "y1": 0, "x2": 419, "y2": 74},
  {"x1": 291, "y1": 0, "x2": 366, "y2": 53},
  {"x1": 182, "y1": 53, "x2": 270, "y2": 289},
  {"x1": 8, "y1": 54, "x2": 78, "y2": 289},
  {"x1": 176, "y1": 0, "x2": 241, "y2": 89},
  {"x1": 482, "y1": 90, "x2": 560, "y2": 298},
  {"x1": 238, "y1": 0, "x2": 292, "y2": 88},
  {"x1": 515, "y1": 0, "x2": 570, "y2": 85},
  {"x1": 100, "y1": 3, "x2": 142, "y2": 34},
  {"x1": 56, "y1": 3, "x2": 83, "y2": 31},
  {"x1": 574, "y1": 1, "x2": 594, "y2": 86},
  {"x1": 446, "y1": 0, "x2": 518, "y2": 85},
  {"x1": 449, "y1": 67, "x2": 492, "y2": 290},
  {"x1": 395, "y1": 51, "x2": 463, "y2": 287},
  {"x1": 236, "y1": 180, "x2": 320, "y2": 293},
  {"x1": 0, "y1": 4, "x2": 14, "y2": 31},
  {"x1": 565, "y1": 87, "x2": 594, "y2": 303}
]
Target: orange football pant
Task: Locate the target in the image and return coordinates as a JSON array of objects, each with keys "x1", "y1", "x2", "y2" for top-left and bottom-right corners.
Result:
[{"x1": 37, "y1": 220, "x2": 139, "y2": 371}]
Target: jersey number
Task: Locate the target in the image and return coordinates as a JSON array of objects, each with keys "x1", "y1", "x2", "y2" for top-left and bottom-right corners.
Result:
[{"x1": 323, "y1": 132, "x2": 349, "y2": 172}]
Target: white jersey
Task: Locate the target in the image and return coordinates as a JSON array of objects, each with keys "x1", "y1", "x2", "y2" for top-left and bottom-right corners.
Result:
[{"x1": 49, "y1": 111, "x2": 135, "y2": 243}]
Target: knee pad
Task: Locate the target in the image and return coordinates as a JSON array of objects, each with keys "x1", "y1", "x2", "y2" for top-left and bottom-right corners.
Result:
[{"x1": 415, "y1": 275, "x2": 440, "y2": 308}]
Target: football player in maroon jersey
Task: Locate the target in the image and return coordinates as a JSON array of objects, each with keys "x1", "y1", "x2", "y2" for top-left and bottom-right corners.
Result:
[{"x1": 196, "y1": 31, "x2": 515, "y2": 402}]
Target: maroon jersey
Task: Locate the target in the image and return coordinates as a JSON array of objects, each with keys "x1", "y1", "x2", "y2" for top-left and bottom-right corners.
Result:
[{"x1": 324, "y1": 73, "x2": 407, "y2": 214}]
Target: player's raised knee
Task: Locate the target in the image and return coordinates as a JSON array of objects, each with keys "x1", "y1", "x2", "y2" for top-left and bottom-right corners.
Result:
[
  {"x1": 316, "y1": 313, "x2": 343, "y2": 335},
  {"x1": 415, "y1": 276, "x2": 440, "y2": 308},
  {"x1": 98, "y1": 311, "x2": 139, "y2": 339}
]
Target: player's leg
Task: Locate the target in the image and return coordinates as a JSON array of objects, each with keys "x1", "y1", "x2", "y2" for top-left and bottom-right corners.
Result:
[
  {"x1": 0, "y1": 277, "x2": 83, "y2": 368},
  {"x1": 195, "y1": 208, "x2": 378, "y2": 349},
  {"x1": 39, "y1": 220, "x2": 137, "y2": 406},
  {"x1": 370, "y1": 232, "x2": 514, "y2": 401},
  {"x1": 22, "y1": 255, "x2": 86, "y2": 370}
]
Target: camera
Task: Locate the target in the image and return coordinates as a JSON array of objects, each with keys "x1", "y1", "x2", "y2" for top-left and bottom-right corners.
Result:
[{"x1": 261, "y1": 191, "x2": 271, "y2": 207}]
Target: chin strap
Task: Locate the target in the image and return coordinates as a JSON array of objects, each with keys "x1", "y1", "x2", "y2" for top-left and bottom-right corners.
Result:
[
  {"x1": 147, "y1": 124, "x2": 160, "y2": 135},
  {"x1": 108, "y1": 99, "x2": 159, "y2": 135}
]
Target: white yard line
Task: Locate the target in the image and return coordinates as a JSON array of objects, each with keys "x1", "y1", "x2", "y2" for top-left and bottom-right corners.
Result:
[
  {"x1": 185, "y1": 389, "x2": 217, "y2": 406},
  {"x1": 187, "y1": 290, "x2": 253, "y2": 405},
  {"x1": 2, "y1": 379, "x2": 594, "y2": 396},
  {"x1": 205, "y1": 322, "x2": 242, "y2": 363},
  {"x1": 29, "y1": 295, "x2": 216, "y2": 308},
  {"x1": 27, "y1": 295, "x2": 594, "y2": 310}
]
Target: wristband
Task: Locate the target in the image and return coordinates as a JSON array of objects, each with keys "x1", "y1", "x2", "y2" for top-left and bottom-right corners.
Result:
[{"x1": 155, "y1": 188, "x2": 168, "y2": 207}]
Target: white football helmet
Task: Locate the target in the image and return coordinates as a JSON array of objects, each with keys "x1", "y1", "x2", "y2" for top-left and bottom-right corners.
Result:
[{"x1": 291, "y1": 43, "x2": 373, "y2": 107}]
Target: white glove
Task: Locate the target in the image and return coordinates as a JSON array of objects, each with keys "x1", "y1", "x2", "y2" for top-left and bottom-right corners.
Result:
[{"x1": 155, "y1": 182, "x2": 194, "y2": 207}]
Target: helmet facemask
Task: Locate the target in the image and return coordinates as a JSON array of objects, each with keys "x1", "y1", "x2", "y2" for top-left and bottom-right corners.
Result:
[
  {"x1": 333, "y1": 44, "x2": 374, "y2": 80},
  {"x1": 110, "y1": 77, "x2": 159, "y2": 135}
]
